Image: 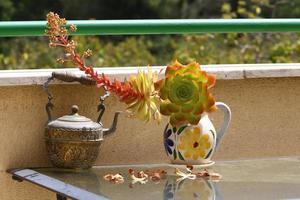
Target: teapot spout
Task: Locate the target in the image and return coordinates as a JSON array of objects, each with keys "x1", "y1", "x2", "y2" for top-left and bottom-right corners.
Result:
[{"x1": 103, "y1": 112, "x2": 121, "y2": 136}]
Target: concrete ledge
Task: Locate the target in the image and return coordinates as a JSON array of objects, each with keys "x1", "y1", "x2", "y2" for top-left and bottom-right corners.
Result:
[{"x1": 0, "y1": 63, "x2": 300, "y2": 86}]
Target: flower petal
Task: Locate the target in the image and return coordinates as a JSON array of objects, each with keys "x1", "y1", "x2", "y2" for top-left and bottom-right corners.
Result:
[
  {"x1": 166, "y1": 146, "x2": 172, "y2": 155},
  {"x1": 166, "y1": 139, "x2": 174, "y2": 147},
  {"x1": 165, "y1": 129, "x2": 172, "y2": 138}
]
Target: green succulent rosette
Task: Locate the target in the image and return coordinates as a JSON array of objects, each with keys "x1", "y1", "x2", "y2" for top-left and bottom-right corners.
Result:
[{"x1": 155, "y1": 61, "x2": 216, "y2": 127}]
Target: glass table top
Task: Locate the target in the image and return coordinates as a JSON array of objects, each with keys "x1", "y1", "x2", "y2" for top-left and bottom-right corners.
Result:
[{"x1": 11, "y1": 157, "x2": 300, "y2": 200}]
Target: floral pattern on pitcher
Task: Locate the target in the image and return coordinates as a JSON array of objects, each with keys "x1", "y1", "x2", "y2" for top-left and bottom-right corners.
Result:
[
  {"x1": 164, "y1": 122, "x2": 215, "y2": 164},
  {"x1": 178, "y1": 127, "x2": 212, "y2": 160},
  {"x1": 163, "y1": 123, "x2": 187, "y2": 161},
  {"x1": 163, "y1": 126, "x2": 174, "y2": 155}
]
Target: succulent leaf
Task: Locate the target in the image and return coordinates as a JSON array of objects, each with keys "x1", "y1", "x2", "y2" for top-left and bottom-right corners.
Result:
[{"x1": 156, "y1": 61, "x2": 216, "y2": 127}]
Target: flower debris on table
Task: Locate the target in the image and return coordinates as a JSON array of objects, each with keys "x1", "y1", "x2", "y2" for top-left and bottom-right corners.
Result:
[
  {"x1": 128, "y1": 168, "x2": 168, "y2": 188},
  {"x1": 128, "y1": 168, "x2": 168, "y2": 184},
  {"x1": 103, "y1": 168, "x2": 168, "y2": 185},
  {"x1": 175, "y1": 165, "x2": 196, "y2": 182},
  {"x1": 145, "y1": 169, "x2": 167, "y2": 182},
  {"x1": 175, "y1": 165, "x2": 222, "y2": 182},
  {"x1": 103, "y1": 173, "x2": 125, "y2": 184},
  {"x1": 103, "y1": 165, "x2": 221, "y2": 184},
  {"x1": 128, "y1": 168, "x2": 148, "y2": 185}
]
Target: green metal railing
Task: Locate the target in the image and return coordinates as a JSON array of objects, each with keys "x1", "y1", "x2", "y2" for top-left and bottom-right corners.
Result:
[{"x1": 1, "y1": 19, "x2": 300, "y2": 37}]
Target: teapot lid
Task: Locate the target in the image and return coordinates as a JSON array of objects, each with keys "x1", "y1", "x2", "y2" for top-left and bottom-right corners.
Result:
[{"x1": 47, "y1": 105, "x2": 102, "y2": 131}]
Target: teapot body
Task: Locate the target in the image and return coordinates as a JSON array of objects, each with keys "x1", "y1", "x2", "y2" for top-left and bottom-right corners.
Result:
[
  {"x1": 44, "y1": 105, "x2": 104, "y2": 169},
  {"x1": 45, "y1": 126, "x2": 103, "y2": 169}
]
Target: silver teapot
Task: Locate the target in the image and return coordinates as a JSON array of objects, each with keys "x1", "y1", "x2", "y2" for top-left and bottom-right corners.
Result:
[{"x1": 43, "y1": 71, "x2": 120, "y2": 169}]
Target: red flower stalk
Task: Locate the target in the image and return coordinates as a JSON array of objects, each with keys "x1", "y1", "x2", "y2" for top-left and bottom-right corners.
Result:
[
  {"x1": 46, "y1": 12, "x2": 161, "y2": 122},
  {"x1": 46, "y1": 12, "x2": 141, "y2": 104}
]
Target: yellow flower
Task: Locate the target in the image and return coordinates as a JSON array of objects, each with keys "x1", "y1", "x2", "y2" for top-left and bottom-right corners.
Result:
[
  {"x1": 178, "y1": 127, "x2": 211, "y2": 160},
  {"x1": 126, "y1": 67, "x2": 161, "y2": 123}
]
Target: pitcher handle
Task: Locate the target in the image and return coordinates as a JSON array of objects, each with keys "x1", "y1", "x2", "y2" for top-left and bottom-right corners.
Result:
[{"x1": 215, "y1": 102, "x2": 231, "y2": 150}]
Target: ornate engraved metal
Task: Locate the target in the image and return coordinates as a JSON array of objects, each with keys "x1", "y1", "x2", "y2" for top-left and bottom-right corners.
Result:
[{"x1": 45, "y1": 138, "x2": 102, "y2": 169}]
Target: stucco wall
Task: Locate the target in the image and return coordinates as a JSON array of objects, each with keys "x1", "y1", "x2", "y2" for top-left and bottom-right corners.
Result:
[{"x1": 1, "y1": 77, "x2": 300, "y2": 199}]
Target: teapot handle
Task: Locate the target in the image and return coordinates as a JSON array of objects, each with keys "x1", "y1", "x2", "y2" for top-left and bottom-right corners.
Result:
[
  {"x1": 97, "y1": 103, "x2": 106, "y2": 123},
  {"x1": 214, "y1": 102, "x2": 231, "y2": 150},
  {"x1": 44, "y1": 76, "x2": 55, "y2": 122},
  {"x1": 96, "y1": 86, "x2": 110, "y2": 123},
  {"x1": 43, "y1": 71, "x2": 109, "y2": 123},
  {"x1": 51, "y1": 71, "x2": 96, "y2": 85}
]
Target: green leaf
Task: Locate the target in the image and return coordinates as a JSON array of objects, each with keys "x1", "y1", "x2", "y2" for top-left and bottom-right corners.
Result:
[
  {"x1": 178, "y1": 151, "x2": 185, "y2": 161},
  {"x1": 172, "y1": 127, "x2": 177, "y2": 133},
  {"x1": 173, "y1": 149, "x2": 177, "y2": 160},
  {"x1": 204, "y1": 148, "x2": 213, "y2": 159},
  {"x1": 177, "y1": 125, "x2": 187, "y2": 135}
]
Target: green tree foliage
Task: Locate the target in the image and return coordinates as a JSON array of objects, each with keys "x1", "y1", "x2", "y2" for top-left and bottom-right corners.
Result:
[
  {"x1": 0, "y1": 0, "x2": 14, "y2": 20},
  {"x1": 1, "y1": 0, "x2": 300, "y2": 69}
]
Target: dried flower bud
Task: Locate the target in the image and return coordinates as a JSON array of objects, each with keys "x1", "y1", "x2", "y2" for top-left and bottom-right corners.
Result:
[
  {"x1": 69, "y1": 24, "x2": 77, "y2": 32},
  {"x1": 56, "y1": 58, "x2": 65, "y2": 64},
  {"x1": 49, "y1": 36, "x2": 58, "y2": 42},
  {"x1": 69, "y1": 40, "x2": 76, "y2": 46},
  {"x1": 49, "y1": 42, "x2": 56, "y2": 48},
  {"x1": 65, "y1": 41, "x2": 76, "y2": 52},
  {"x1": 59, "y1": 18, "x2": 67, "y2": 26},
  {"x1": 83, "y1": 49, "x2": 93, "y2": 58},
  {"x1": 59, "y1": 29, "x2": 67, "y2": 35}
]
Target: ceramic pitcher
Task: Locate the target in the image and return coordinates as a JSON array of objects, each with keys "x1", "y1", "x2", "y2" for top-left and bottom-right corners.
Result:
[{"x1": 163, "y1": 102, "x2": 231, "y2": 165}]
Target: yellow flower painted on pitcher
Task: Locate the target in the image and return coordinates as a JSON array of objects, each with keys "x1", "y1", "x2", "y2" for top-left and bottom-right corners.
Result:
[{"x1": 178, "y1": 127, "x2": 211, "y2": 160}]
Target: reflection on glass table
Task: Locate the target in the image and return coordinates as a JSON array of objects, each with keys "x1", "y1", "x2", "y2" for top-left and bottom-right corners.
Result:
[{"x1": 9, "y1": 157, "x2": 300, "y2": 200}]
